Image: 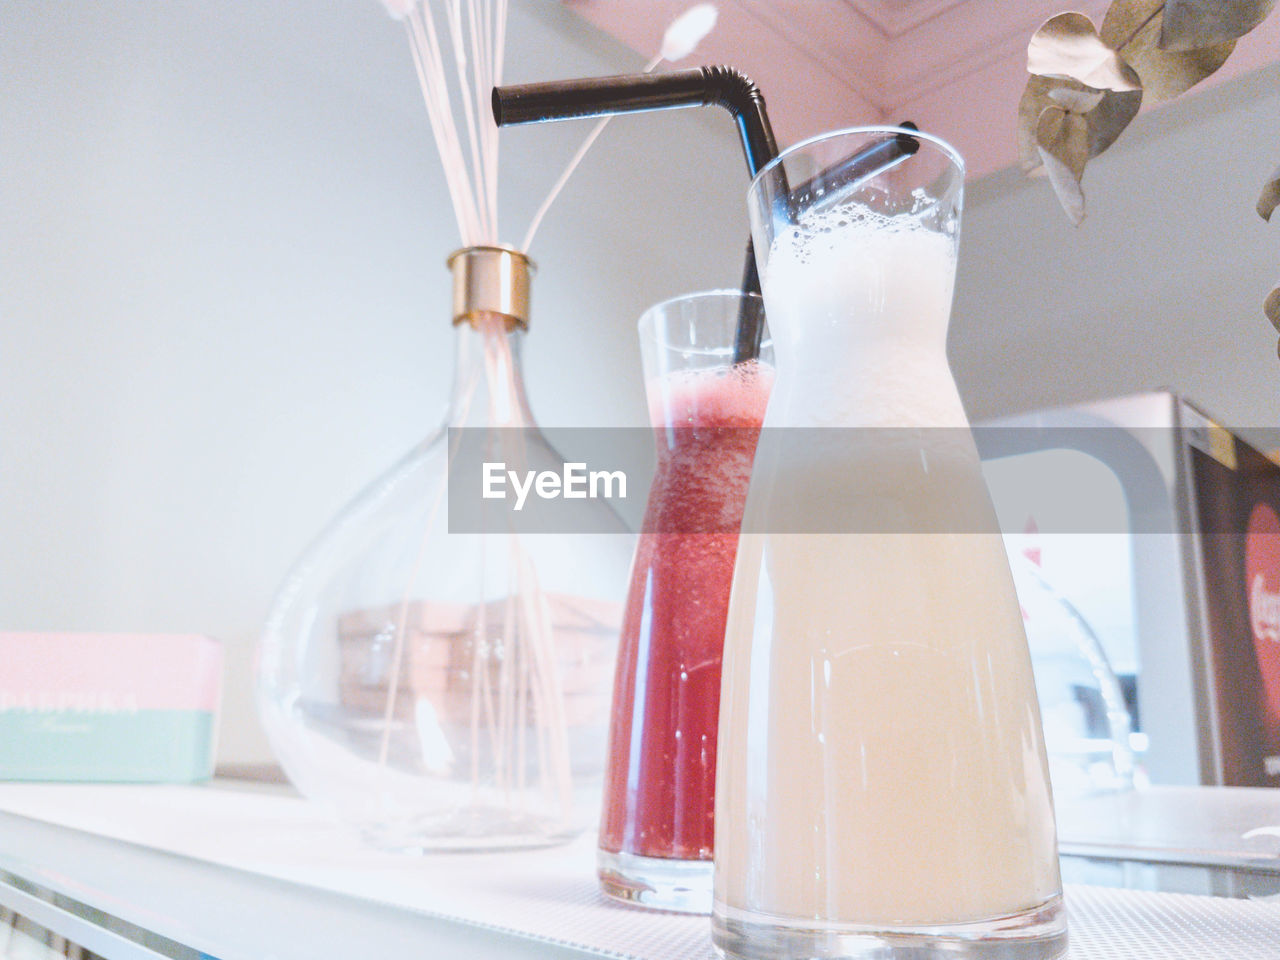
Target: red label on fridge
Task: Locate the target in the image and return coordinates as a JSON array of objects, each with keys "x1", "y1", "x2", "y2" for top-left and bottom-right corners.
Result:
[
  {"x1": 1246, "y1": 502, "x2": 1280, "y2": 727},
  {"x1": 1192, "y1": 437, "x2": 1280, "y2": 786}
]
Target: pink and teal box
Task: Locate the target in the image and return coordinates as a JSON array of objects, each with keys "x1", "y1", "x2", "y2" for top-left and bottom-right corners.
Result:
[{"x1": 0, "y1": 632, "x2": 222, "y2": 782}]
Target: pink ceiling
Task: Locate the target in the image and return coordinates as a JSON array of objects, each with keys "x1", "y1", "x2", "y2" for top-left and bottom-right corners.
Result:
[{"x1": 563, "y1": 0, "x2": 1280, "y2": 180}]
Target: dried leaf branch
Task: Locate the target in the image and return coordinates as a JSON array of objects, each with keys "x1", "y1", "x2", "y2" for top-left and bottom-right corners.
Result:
[
  {"x1": 1266, "y1": 286, "x2": 1280, "y2": 331},
  {"x1": 1260, "y1": 164, "x2": 1280, "y2": 221},
  {"x1": 1103, "y1": 0, "x2": 1236, "y2": 102},
  {"x1": 1019, "y1": 0, "x2": 1279, "y2": 221},
  {"x1": 1264, "y1": 169, "x2": 1280, "y2": 354},
  {"x1": 1019, "y1": 0, "x2": 1279, "y2": 358},
  {"x1": 1019, "y1": 13, "x2": 1143, "y2": 221},
  {"x1": 1162, "y1": 0, "x2": 1276, "y2": 50}
]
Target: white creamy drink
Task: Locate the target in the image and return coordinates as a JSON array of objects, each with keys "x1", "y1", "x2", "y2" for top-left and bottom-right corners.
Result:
[{"x1": 714, "y1": 203, "x2": 1062, "y2": 934}]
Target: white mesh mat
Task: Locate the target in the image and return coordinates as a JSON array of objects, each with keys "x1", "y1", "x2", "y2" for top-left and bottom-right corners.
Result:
[{"x1": 0, "y1": 783, "x2": 1278, "y2": 959}]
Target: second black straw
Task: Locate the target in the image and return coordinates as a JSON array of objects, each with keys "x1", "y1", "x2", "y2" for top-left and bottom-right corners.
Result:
[{"x1": 492, "y1": 67, "x2": 920, "y2": 363}]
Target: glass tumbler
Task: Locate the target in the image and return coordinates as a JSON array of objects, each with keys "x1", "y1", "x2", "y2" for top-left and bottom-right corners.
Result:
[{"x1": 597, "y1": 290, "x2": 773, "y2": 912}]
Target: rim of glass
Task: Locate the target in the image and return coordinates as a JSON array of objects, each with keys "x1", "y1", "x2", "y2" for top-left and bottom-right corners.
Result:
[
  {"x1": 748, "y1": 124, "x2": 965, "y2": 195},
  {"x1": 638, "y1": 288, "x2": 772, "y2": 357}
]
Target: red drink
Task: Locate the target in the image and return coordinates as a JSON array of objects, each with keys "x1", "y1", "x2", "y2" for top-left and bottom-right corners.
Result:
[{"x1": 599, "y1": 361, "x2": 772, "y2": 865}]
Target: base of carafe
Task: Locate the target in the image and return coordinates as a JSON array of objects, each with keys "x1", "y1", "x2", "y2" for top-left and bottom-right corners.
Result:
[{"x1": 712, "y1": 893, "x2": 1067, "y2": 960}]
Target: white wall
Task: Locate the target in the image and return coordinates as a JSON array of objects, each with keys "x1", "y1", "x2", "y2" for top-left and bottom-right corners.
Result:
[{"x1": 0, "y1": 0, "x2": 747, "y2": 762}]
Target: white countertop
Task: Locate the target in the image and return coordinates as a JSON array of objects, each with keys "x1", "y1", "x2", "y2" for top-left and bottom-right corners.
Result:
[{"x1": 2, "y1": 781, "x2": 1280, "y2": 960}]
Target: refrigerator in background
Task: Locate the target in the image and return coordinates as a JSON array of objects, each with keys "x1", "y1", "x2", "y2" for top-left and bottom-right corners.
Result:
[{"x1": 978, "y1": 391, "x2": 1280, "y2": 790}]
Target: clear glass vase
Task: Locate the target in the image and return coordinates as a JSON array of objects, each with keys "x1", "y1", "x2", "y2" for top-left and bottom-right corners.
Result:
[
  {"x1": 597, "y1": 290, "x2": 773, "y2": 912},
  {"x1": 712, "y1": 129, "x2": 1067, "y2": 959},
  {"x1": 257, "y1": 246, "x2": 631, "y2": 852}
]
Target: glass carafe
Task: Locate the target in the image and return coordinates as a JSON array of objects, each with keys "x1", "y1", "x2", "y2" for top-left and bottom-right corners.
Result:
[
  {"x1": 598, "y1": 291, "x2": 773, "y2": 912},
  {"x1": 712, "y1": 129, "x2": 1066, "y2": 959},
  {"x1": 257, "y1": 246, "x2": 630, "y2": 852}
]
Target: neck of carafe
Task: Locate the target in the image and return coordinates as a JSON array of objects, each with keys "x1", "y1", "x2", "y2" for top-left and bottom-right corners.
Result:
[{"x1": 444, "y1": 246, "x2": 537, "y2": 429}]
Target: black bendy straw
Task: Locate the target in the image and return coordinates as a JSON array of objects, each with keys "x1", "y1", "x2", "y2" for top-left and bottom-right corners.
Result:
[{"x1": 492, "y1": 67, "x2": 919, "y2": 363}]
